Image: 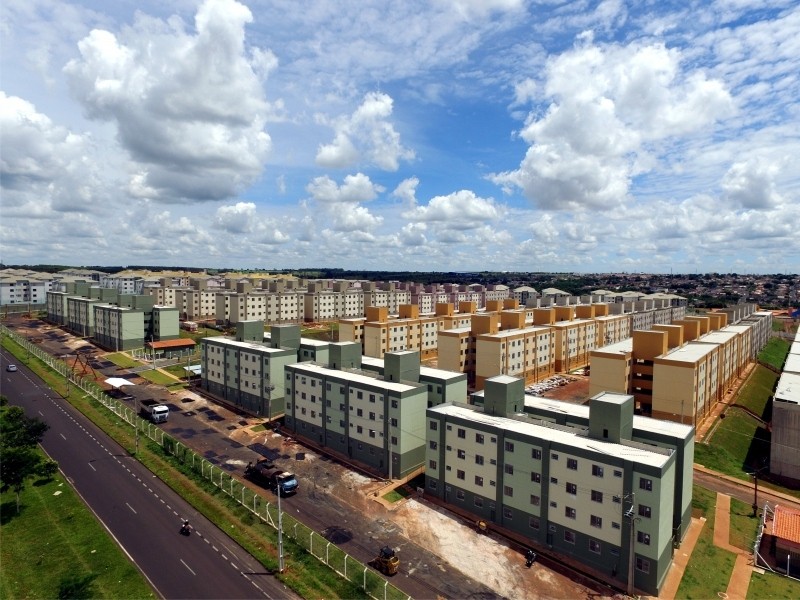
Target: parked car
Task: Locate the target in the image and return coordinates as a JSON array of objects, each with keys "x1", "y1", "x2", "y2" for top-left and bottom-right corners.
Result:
[{"x1": 6, "y1": 364, "x2": 18, "y2": 372}]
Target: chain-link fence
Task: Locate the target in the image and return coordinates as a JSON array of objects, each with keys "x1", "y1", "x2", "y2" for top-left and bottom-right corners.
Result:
[{"x1": 1, "y1": 325, "x2": 410, "y2": 600}]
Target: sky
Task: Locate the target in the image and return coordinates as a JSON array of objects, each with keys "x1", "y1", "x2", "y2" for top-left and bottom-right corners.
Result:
[{"x1": 1, "y1": 0, "x2": 798, "y2": 274}]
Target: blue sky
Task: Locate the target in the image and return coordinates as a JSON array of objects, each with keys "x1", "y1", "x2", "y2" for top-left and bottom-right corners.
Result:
[{"x1": 1, "y1": 0, "x2": 798, "y2": 274}]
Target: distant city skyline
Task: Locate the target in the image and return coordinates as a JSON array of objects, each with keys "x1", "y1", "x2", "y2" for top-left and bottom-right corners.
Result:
[{"x1": 1, "y1": 0, "x2": 798, "y2": 274}]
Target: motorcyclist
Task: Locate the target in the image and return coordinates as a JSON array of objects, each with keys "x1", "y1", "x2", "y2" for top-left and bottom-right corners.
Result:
[
  {"x1": 525, "y1": 549, "x2": 536, "y2": 567},
  {"x1": 181, "y1": 519, "x2": 191, "y2": 534}
]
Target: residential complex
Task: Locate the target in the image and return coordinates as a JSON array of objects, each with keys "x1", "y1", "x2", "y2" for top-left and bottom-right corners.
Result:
[
  {"x1": 425, "y1": 376, "x2": 694, "y2": 596},
  {"x1": 45, "y1": 280, "x2": 179, "y2": 352},
  {"x1": 589, "y1": 306, "x2": 772, "y2": 423},
  {"x1": 199, "y1": 322, "x2": 468, "y2": 473},
  {"x1": 770, "y1": 328, "x2": 800, "y2": 484}
]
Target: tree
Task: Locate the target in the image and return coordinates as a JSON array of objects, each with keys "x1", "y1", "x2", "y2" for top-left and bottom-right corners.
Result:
[{"x1": 0, "y1": 404, "x2": 54, "y2": 513}]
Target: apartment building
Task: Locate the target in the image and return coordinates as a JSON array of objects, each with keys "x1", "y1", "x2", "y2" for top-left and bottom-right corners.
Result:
[
  {"x1": 512, "y1": 286, "x2": 539, "y2": 307},
  {"x1": 201, "y1": 322, "x2": 300, "y2": 418},
  {"x1": 589, "y1": 307, "x2": 772, "y2": 423},
  {"x1": 0, "y1": 271, "x2": 52, "y2": 307},
  {"x1": 284, "y1": 351, "x2": 429, "y2": 479},
  {"x1": 770, "y1": 330, "x2": 800, "y2": 483},
  {"x1": 361, "y1": 305, "x2": 452, "y2": 359},
  {"x1": 426, "y1": 378, "x2": 683, "y2": 596}
]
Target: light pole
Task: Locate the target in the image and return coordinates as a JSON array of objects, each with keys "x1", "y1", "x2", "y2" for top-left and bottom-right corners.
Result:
[
  {"x1": 277, "y1": 484, "x2": 285, "y2": 573},
  {"x1": 625, "y1": 494, "x2": 641, "y2": 597},
  {"x1": 747, "y1": 465, "x2": 768, "y2": 517}
]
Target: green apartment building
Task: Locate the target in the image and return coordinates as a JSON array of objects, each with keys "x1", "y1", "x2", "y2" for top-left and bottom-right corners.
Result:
[{"x1": 426, "y1": 376, "x2": 686, "y2": 596}]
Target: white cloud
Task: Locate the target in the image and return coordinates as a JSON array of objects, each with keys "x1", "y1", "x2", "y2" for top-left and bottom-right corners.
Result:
[
  {"x1": 62, "y1": 0, "x2": 272, "y2": 203},
  {"x1": 306, "y1": 173, "x2": 384, "y2": 203},
  {"x1": 722, "y1": 157, "x2": 784, "y2": 209},
  {"x1": 392, "y1": 177, "x2": 420, "y2": 207},
  {"x1": 492, "y1": 40, "x2": 735, "y2": 210},
  {"x1": 0, "y1": 91, "x2": 102, "y2": 213},
  {"x1": 315, "y1": 92, "x2": 415, "y2": 171},
  {"x1": 214, "y1": 202, "x2": 258, "y2": 234},
  {"x1": 404, "y1": 189, "x2": 502, "y2": 228}
]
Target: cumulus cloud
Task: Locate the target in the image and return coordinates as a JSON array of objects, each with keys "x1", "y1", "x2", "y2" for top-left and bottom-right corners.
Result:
[
  {"x1": 63, "y1": 0, "x2": 273, "y2": 203},
  {"x1": 0, "y1": 92, "x2": 101, "y2": 213},
  {"x1": 722, "y1": 157, "x2": 784, "y2": 209},
  {"x1": 306, "y1": 173, "x2": 384, "y2": 203},
  {"x1": 315, "y1": 92, "x2": 415, "y2": 171},
  {"x1": 392, "y1": 177, "x2": 420, "y2": 207},
  {"x1": 403, "y1": 189, "x2": 502, "y2": 228},
  {"x1": 491, "y1": 40, "x2": 735, "y2": 210},
  {"x1": 214, "y1": 202, "x2": 258, "y2": 234}
]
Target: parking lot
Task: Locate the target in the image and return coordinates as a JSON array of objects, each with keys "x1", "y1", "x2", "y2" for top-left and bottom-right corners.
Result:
[{"x1": 5, "y1": 315, "x2": 614, "y2": 599}]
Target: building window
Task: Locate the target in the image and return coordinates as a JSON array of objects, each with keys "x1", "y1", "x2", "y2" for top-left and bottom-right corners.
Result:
[
  {"x1": 356, "y1": 426, "x2": 362, "y2": 433},
  {"x1": 551, "y1": 453, "x2": 559, "y2": 460},
  {"x1": 429, "y1": 460, "x2": 437, "y2": 469},
  {"x1": 529, "y1": 517, "x2": 540, "y2": 530},
  {"x1": 504, "y1": 486, "x2": 513, "y2": 497},
  {"x1": 550, "y1": 477, "x2": 558, "y2": 484},
  {"x1": 475, "y1": 497, "x2": 484, "y2": 508},
  {"x1": 429, "y1": 441, "x2": 438, "y2": 450},
  {"x1": 637, "y1": 531, "x2": 651, "y2": 545},
  {"x1": 613, "y1": 495, "x2": 622, "y2": 504},
  {"x1": 504, "y1": 464, "x2": 514, "y2": 475},
  {"x1": 475, "y1": 475, "x2": 484, "y2": 486},
  {"x1": 369, "y1": 394, "x2": 376, "y2": 403},
  {"x1": 458, "y1": 428, "x2": 466, "y2": 439},
  {"x1": 591, "y1": 490, "x2": 603, "y2": 503},
  {"x1": 429, "y1": 480, "x2": 438, "y2": 490},
  {"x1": 612, "y1": 522, "x2": 621, "y2": 530},
  {"x1": 636, "y1": 557, "x2": 650, "y2": 574},
  {"x1": 391, "y1": 400, "x2": 398, "y2": 409},
  {"x1": 565, "y1": 507, "x2": 576, "y2": 519},
  {"x1": 476, "y1": 433, "x2": 484, "y2": 444},
  {"x1": 531, "y1": 472, "x2": 541, "y2": 483},
  {"x1": 532, "y1": 449, "x2": 541, "y2": 460},
  {"x1": 566, "y1": 482, "x2": 577, "y2": 495},
  {"x1": 457, "y1": 449, "x2": 466, "y2": 459},
  {"x1": 457, "y1": 470, "x2": 465, "y2": 480},
  {"x1": 530, "y1": 495, "x2": 540, "y2": 506},
  {"x1": 475, "y1": 455, "x2": 484, "y2": 465},
  {"x1": 567, "y1": 458, "x2": 578, "y2": 470},
  {"x1": 369, "y1": 430, "x2": 376, "y2": 438},
  {"x1": 390, "y1": 418, "x2": 398, "y2": 427},
  {"x1": 357, "y1": 408, "x2": 363, "y2": 417},
  {"x1": 590, "y1": 515, "x2": 602, "y2": 528},
  {"x1": 564, "y1": 530, "x2": 576, "y2": 544},
  {"x1": 639, "y1": 505, "x2": 652, "y2": 518},
  {"x1": 391, "y1": 436, "x2": 398, "y2": 445},
  {"x1": 592, "y1": 465, "x2": 604, "y2": 478},
  {"x1": 503, "y1": 507, "x2": 513, "y2": 519},
  {"x1": 429, "y1": 421, "x2": 438, "y2": 431},
  {"x1": 640, "y1": 477, "x2": 653, "y2": 491},
  {"x1": 456, "y1": 490, "x2": 465, "y2": 500},
  {"x1": 614, "y1": 469, "x2": 623, "y2": 478},
  {"x1": 589, "y1": 540, "x2": 601, "y2": 554}
]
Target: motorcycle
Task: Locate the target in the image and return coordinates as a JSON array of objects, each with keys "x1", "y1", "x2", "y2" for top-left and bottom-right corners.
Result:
[
  {"x1": 180, "y1": 521, "x2": 192, "y2": 536},
  {"x1": 525, "y1": 550, "x2": 536, "y2": 568}
]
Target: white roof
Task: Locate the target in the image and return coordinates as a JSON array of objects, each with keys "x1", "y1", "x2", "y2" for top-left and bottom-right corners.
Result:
[
  {"x1": 430, "y1": 404, "x2": 672, "y2": 468},
  {"x1": 662, "y1": 342, "x2": 716, "y2": 363},
  {"x1": 783, "y1": 353, "x2": 800, "y2": 376},
  {"x1": 290, "y1": 361, "x2": 417, "y2": 393},
  {"x1": 775, "y1": 372, "x2": 800, "y2": 405}
]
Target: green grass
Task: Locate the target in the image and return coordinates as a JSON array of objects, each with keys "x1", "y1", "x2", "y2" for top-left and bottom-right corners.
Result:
[
  {"x1": 250, "y1": 424, "x2": 267, "y2": 432},
  {"x1": 728, "y1": 497, "x2": 759, "y2": 551},
  {"x1": 382, "y1": 487, "x2": 410, "y2": 503},
  {"x1": 137, "y1": 368, "x2": 180, "y2": 386},
  {"x1": 0, "y1": 468, "x2": 154, "y2": 599},
  {"x1": 676, "y1": 486, "x2": 737, "y2": 600},
  {"x1": 736, "y1": 366, "x2": 779, "y2": 418},
  {"x1": 748, "y1": 570, "x2": 800, "y2": 599},
  {"x1": 758, "y1": 337, "x2": 790, "y2": 371},
  {"x1": 104, "y1": 352, "x2": 141, "y2": 368}
]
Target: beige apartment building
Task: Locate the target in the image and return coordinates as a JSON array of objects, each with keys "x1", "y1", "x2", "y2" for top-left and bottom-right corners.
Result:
[{"x1": 589, "y1": 307, "x2": 772, "y2": 423}]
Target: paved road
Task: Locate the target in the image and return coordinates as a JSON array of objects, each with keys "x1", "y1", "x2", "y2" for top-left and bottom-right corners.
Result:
[
  {"x1": 693, "y1": 468, "x2": 800, "y2": 511},
  {"x1": 1, "y1": 350, "x2": 298, "y2": 600}
]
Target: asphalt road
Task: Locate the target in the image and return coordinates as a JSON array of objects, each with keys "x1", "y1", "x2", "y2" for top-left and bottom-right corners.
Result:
[{"x1": 1, "y1": 350, "x2": 298, "y2": 600}]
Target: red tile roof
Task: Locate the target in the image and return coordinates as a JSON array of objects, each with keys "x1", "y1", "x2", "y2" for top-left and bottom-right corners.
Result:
[
  {"x1": 147, "y1": 339, "x2": 196, "y2": 349},
  {"x1": 772, "y1": 505, "x2": 800, "y2": 544}
]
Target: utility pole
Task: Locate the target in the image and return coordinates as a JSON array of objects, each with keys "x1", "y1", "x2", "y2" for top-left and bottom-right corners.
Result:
[
  {"x1": 625, "y1": 493, "x2": 641, "y2": 597},
  {"x1": 277, "y1": 484, "x2": 285, "y2": 573}
]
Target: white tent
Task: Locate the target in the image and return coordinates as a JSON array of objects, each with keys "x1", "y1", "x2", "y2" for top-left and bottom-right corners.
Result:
[{"x1": 105, "y1": 377, "x2": 135, "y2": 389}]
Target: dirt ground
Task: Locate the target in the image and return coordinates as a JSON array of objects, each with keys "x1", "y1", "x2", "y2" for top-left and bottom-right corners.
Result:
[{"x1": 538, "y1": 376, "x2": 591, "y2": 404}]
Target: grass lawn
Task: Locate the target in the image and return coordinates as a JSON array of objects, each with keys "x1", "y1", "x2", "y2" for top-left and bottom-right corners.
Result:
[
  {"x1": 748, "y1": 571, "x2": 800, "y2": 599},
  {"x1": 736, "y1": 366, "x2": 778, "y2": 419},
  {"x1": 676, "y1": 486, "x2": 737, "y2": 599},
  {"x1": 728, "y1": 497, "x2": 759, "y2": 551},
  {"x1": 0, "y1": 469, "x2": 154, "y2": 599},
  {"x1": 382, "y1": 487, "x2": 410, "y2": 503},
  {"x1": 104, "y1": 352, "x2": 141, "y2": 368},
  {"x1": 137, "y1": 368, "x2": 180, "y2": 386},
  {"x1": 758, "y1": 337, "x2": 790, "y2": 371}
]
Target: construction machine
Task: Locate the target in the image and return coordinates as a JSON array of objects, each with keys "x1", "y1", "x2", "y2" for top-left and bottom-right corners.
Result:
[{"x1": 370, "y1": 546, "x2": 399, "y2": 576}]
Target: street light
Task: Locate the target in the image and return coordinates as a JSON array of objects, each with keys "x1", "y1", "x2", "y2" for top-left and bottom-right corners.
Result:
[{"x1": 746, "y1": 465, "x2": 768, "y2": 517}]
